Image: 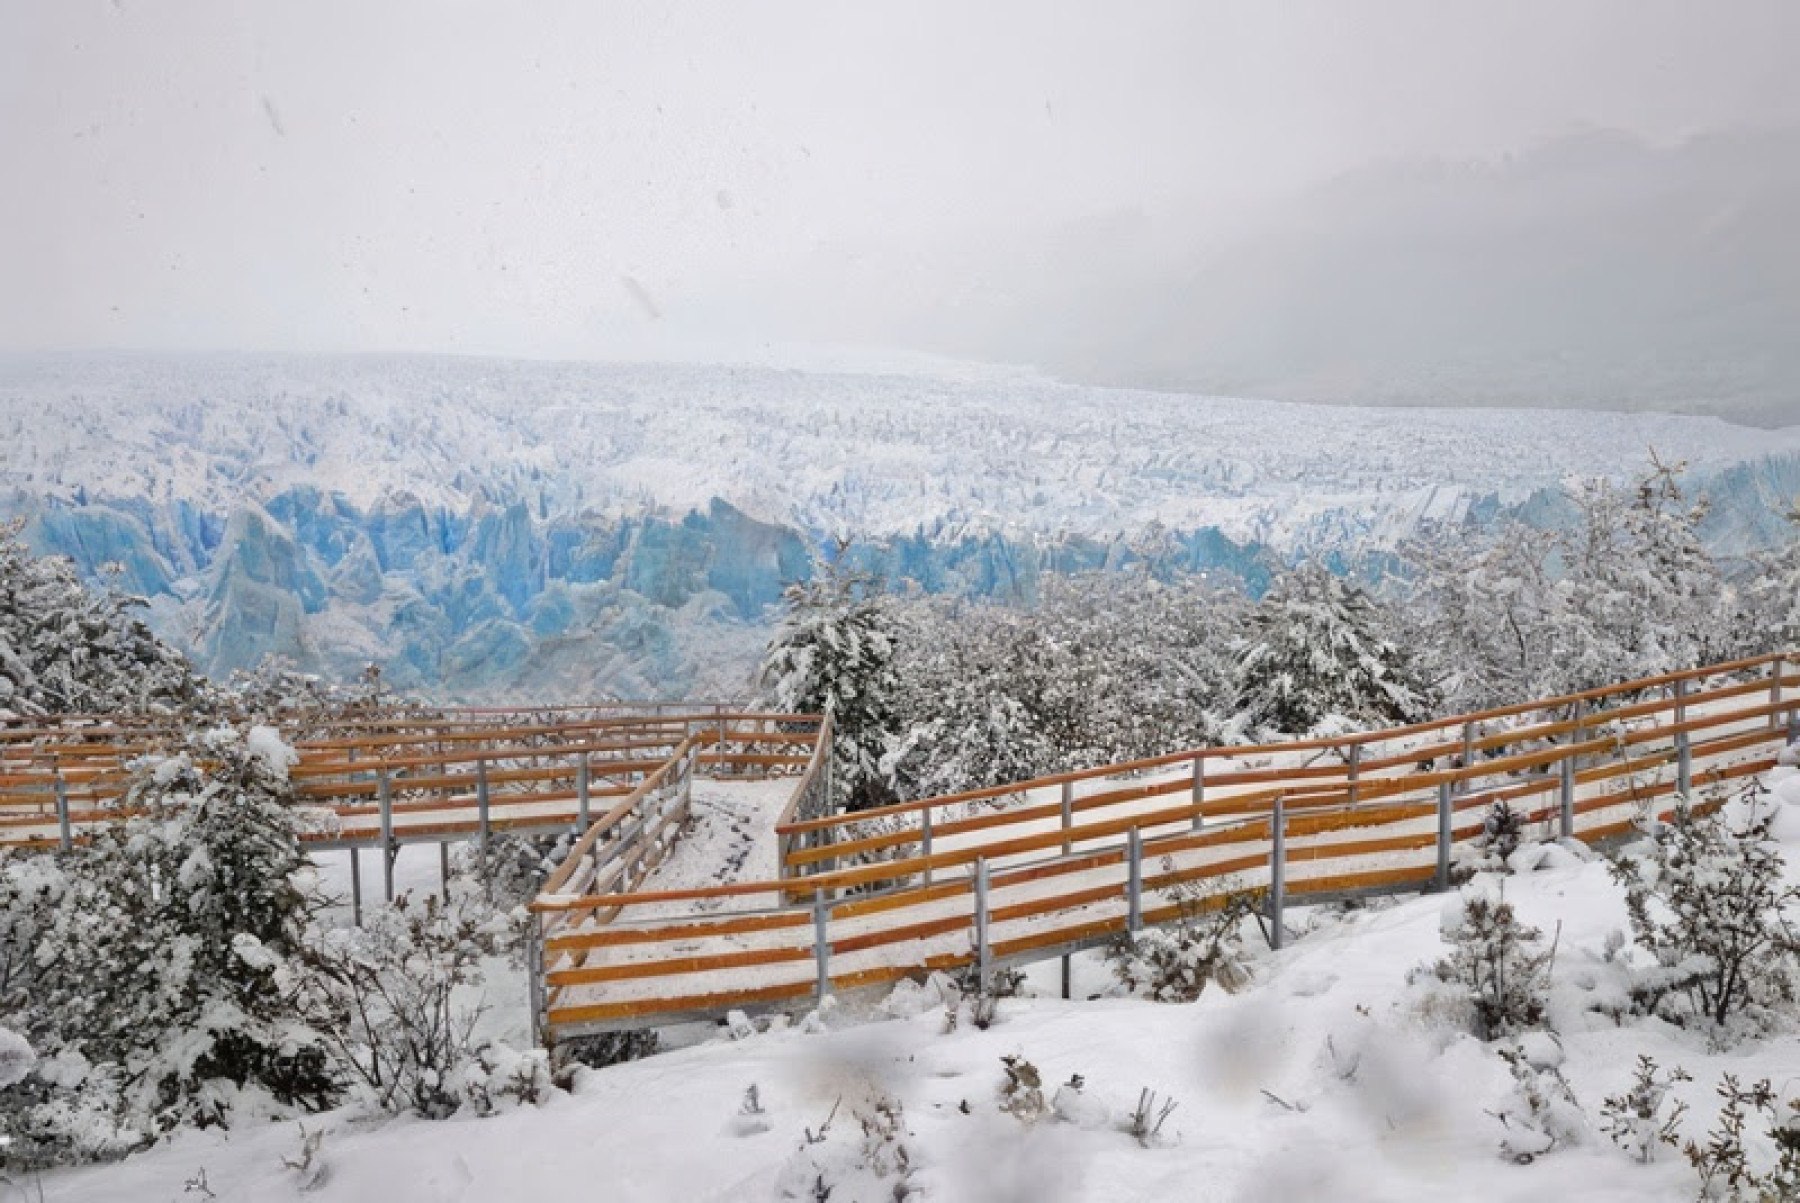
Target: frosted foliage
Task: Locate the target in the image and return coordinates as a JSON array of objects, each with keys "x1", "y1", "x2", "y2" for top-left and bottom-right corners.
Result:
[
  {"x1": 1234, "y1": 562, "x2": 1424, "y2": 736},
  {"x1": 0, "y1": 522, "x2": 204, "y2": 717},
  {"x1": 882, "y1": 574, "x2": 1242, "y2": 798},
  {"x1": 0, "y1": 728, "x2": 334, "y2": 1166},
  {"x1": 1608, "y1": 799, "x2": 1800, "y2": 1033},
  {"x1": 761, "y1": 559, "x2": 899, "y2": 809},
  {"x1": 1402, "y1": 457, "x2": 1750, "y2": 709}
]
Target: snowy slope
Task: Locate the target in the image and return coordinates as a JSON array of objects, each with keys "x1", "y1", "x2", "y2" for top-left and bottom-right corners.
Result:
[{"x1": 38, "y1": 770, "x2": 1800, "y2": 1202}]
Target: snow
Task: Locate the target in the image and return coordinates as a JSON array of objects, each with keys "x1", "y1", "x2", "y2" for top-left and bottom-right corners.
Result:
[
  {"x1": 3, "y1": 354, "x2": 1796, "y2": 550},
  {"x1": 39, "y1": 765, "x2": 1800, "y2": 1201}
]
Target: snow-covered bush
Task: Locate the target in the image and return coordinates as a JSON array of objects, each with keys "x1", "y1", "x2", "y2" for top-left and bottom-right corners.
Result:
[
  {"x1": 0, "y1": 727, "x2": 336, "y2": 1166},
  {"x1": 1125, "y1": 1088, "x2": 1179, "y2": 1148},
  {"x1": 453, "y1": 1042, "x2": 553, "y2": 1117},
  {"x1": 293, "y1": 893, "x2": 490, "y2": 1119},
  {"x1": 883, "y1": 573, "x2": 1238, "y2": 800},
  {"x1": 1492, "y1": 1038, "x2": 1586, "y2": 1164},
  {"x1": 997, "y1": 1054, "x2": 1046, "y2": 1122},
  {"x1": 1683, "y1": 1075, "x2": 1800, "y2": 1201},
  {"x1": 0, "y1": 522, "x2": 207, "y2": 717},
  {"x1": 554, "y1": 1030, "x2": 659, "y2": 1075},
  {"x1": 1232, "y1": 562, "x2": 1425, "y2": 736},
  {"x1": 761, "y1": 551, "x2": 900, "y2": 811},
  {"x1": 1107, "y1": 885, "x2": 1257, "y2": 1003},
  {"x1": 1413, "y1": 889, "x2": 1554, "y2": 1040},
  {"x1": 1608, "y1": 796, "x2": 1799, "y2": 1033},
  {"x1": 1599, "y1": 1055, "x2": 1690, "y2": 1165},
  {"x1": 775, "y1": 1094, "x2": 918, "y2": 1202}
]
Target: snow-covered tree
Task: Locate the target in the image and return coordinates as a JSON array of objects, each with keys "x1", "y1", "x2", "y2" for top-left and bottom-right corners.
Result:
[
  {"x1": 1732, "y1": 501, "x2": 1800, "y2": 657},
  {"x1": 0, "y1": 522, "x2": 206, "y2": 717},
  {"x1": 761, "y1": 551, "x2": 900, "y2": 810},
  {"x1": 0, "y1": 727, "x2": 337, "y2": 1164},
  {"x1": 883, "y1": 573, "x2": 1240, "y2": 799},
  {"x1": 1233, "y1": 562, "x2": 1425, "y2": 736},
  {"x1": 1401, "y1": 523, "x2": 1565, "y2": 710}
]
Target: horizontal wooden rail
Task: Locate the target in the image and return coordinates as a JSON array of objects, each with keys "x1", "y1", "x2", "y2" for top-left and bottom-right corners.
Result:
[{"x1": 530, "y1": 653, "x2": 1799, "y2": 1039}]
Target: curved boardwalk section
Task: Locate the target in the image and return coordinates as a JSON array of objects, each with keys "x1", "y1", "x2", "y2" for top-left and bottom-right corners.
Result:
[{"x1": 529, "y1": 653, "x2": 1799, "y2": 1041}]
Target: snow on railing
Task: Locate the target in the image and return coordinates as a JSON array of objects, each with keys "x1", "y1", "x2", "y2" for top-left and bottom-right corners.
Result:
[{"x1": 527, "y1": 653, "x2": 1800, "y2": 1040}]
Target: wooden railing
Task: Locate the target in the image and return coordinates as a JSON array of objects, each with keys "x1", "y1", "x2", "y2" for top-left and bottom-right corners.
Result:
[
  {"x1": 526, "y1": 653, "x2": 1798, "y2": 1040},
  {"x1": 0, "y1": 708, "x2": 822, "y2": 863}
]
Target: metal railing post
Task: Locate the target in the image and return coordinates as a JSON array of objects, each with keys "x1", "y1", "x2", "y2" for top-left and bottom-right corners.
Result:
[
  {"x1": 920, "y1": 808, "x2": 933, "y2": 886},
  {"x1": 1772, "y1": 657, "x2": 1786, "y2": 731},
  {"x1": 813, "y1": 890, "x2": 831, "y2": 1002},
  {"x1": 1674, "y1": 676, "x2": 1692, "y2": 796},
  {"x1": 1435, "y1": 781, "x2": 1453, "y2": 890},
  {"x1": 974, "y1": 857, "x2": 992, "y2": 993},
  {"x1": 1126, "y1": 826, "x2": 1143, "y2": 936},
  {"x1": 576, "y1": 754, "x2": 591, "y2": 830},
  {"x1": 476, "y1": 758, "x2": 492, "y2": 899},
  {"x1": 350, "y1": 846, "x2": 363, "y2": 925},
  {"x1": 1559, "y1": 750, "x2": 1576, "y2": 840},
  {"x1": 1060, "y1": 781, "x2": 1074, "y2": 854},
  {"x1": 1459, "y1": 722, "x2": 1475, "y2": 793},
  {"x1": 378, "y1": 770, "x2": 395, "y2": 902},
  {"x1": 1191, "y1": 755, "x2": 1205, "y2": 831},
  {"x1": 54, "y1": 773, "x2": 72, "y2": 853},
  {"x1": 1268, "y1": 797, "x2": 1287, "y2": 950},
  {"x1": 1346, "y1": 744, "x2": 1362, "y2": 805},
  {"x1": 526, "y1": 913, "x2": 546, "y2": 1047}
]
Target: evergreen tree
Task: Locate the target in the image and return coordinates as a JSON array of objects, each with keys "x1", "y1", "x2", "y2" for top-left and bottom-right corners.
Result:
[
  {"x1": 0, "y1": 522, "x2": 205, "y2": 717},
  {"x1": 1233, "y1": 562, "x2": 1425, "y2": 735},
  {"x1": 0, "y1": 727, "x2": 337, "y2": 1162},
  {"x1": 760, "y1": 549, "x2": 899, "y2": 810}
]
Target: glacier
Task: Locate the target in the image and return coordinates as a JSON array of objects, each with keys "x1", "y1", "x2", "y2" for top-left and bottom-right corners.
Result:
[{"x1": 2, "y1": 353, "x2": 1796, "y2": 700}]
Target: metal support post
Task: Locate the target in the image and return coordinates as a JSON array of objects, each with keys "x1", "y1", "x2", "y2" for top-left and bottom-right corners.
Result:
[
  {"x1": 576, "y1": 755, "x2": 591, "y2": 830},
  {"x1": 476, "y1": 758, "x2": 492, "y2": 899},
  {"x1": 1459, "y1": 722, "x2": 1475, "y2": 793},
  {"x1": 378, "y1": 770, "x2": 395, "y2": 902},
  {"x1": 1559, "y1": 752, "x2": 1575, "y2": 840},
  {"x1": 1126, "y1": 826, "x2": 1143, "y2": 936},
  {"x1": 974, "y1": 857, "x2": 992, "y2": 993},
  {"x1": 813, "y1": 890, "x2": 831, "y2": 1002},
  {"x1": 1060, "y1": 781, "x2": 1074, "y2": 854},
  {"x1": 54, "y1": 774, "x2": 72, "y2": 853},
  {"x1": 526, "y1": 914, "x2": 546, "y2": 1047},
  {"x1": 1773, "y1": 658, "x2": 1786, "y2": 731},
  {"x1": 1435, "y1": 782, "x2": 1453, "y2": 890},
  {"x1": 1191, "y1": 756, "x2": 1205, "y2": 831},
  {"x1": 1268, "y1": 797, "x2": 1287, "y2": 950},
  {"x1": 1346, "y1": 744, "x2": 1362, "y2": 805},
  {"x1": 920, "y1": 808, "x2": 933, "y2": 886},
  {"x1": 350, "y1": 847, "x2": 363, "y2": 925}
]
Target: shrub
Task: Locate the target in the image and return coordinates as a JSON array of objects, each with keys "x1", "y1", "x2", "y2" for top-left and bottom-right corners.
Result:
[
  {"x1": 1491, "y1": 1041, "x2": 1586, "y2": 1164},
  {"x1": 293, "y1": 893, "x2": 488, "y2": 1119},
  {"x1": 0, "y1": 728, "x2": 337, "y2": 1165},
  {"x1": 1609, "y1": 796, "x2": 1799, "y2": 1031},
  {"x1": 1599, "y1": 1055, "x2": 1690, "y2": 1164},
  {"x1": 1107, "y1": 883, "x2": 1257, "y2": 1003},
  {"x1": 1682, "y1": 1075, "x2": 1800, "y2": 1200},
  {"x1": 1414, "y1": 889, "x2": 1555, "y2": 1040}
]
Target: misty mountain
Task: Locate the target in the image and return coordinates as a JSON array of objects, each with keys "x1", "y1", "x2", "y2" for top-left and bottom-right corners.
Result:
[{"x1": 922, "y1": 129, "x2": 1800, "y2": 427}]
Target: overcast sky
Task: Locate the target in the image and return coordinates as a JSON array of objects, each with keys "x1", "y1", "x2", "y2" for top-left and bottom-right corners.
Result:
[{"x1": 3, "y1": 1, "x2": 1797, "y2": 373}]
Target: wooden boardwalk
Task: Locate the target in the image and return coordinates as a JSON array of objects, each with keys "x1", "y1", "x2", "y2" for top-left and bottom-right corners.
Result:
[
  {"x1": 0, "y1": 707, "x2": 821, "y2": 887},
  {"x1": 527, "y1": 653, "x2": 1799, "y2": 1041}
]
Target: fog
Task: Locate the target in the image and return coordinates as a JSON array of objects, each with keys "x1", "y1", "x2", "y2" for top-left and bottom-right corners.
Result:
[{"x1": 2, "y1": 1, "x2": 1796, "y2": 422}]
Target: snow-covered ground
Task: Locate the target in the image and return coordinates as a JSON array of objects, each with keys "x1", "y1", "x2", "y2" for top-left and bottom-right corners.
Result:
[{"x1": 37, "y1": 767, "x2": 1800, "y2": 1201}]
